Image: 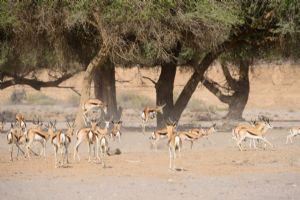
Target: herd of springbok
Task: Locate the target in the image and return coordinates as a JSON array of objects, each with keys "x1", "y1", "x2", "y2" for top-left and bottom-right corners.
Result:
[{"x1": 2, "y1": 99, "x2": 300, "y2": 170}]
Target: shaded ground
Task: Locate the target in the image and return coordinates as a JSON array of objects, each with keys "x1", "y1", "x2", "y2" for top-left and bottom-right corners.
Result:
[{"x1": 0, "y1": 128, "x2": 299, "y2": 200}]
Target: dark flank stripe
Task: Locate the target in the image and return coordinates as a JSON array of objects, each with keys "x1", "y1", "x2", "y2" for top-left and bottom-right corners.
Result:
[
  {"x1": 34, "y1": 131, "x2": 47, "y2": 139},
  {"x1": 185, "y1": 134, "x2": 195, "y2": 139},
  {"x1": 67, "y1": 135, "x2": 71, "y2": 143},
  {"x1": 247, "y1": 130, "x2": 259, "y2": 136}
]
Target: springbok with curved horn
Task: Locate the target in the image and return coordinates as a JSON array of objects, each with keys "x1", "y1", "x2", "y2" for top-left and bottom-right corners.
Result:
[{"x1": 235, "y1": 116, "x2": 273, "y2": 151}]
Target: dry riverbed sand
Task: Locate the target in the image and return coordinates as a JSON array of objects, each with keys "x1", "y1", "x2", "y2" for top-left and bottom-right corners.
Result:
[{"x1": 0, "y1": 128, "x2": 299, "y2": 200}]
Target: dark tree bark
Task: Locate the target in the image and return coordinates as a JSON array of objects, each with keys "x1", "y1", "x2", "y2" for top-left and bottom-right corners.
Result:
[
  {"x1": 94, "y1": 59, "x2": 118, "y2": 119},
  {"x1": 169, "y1": 27, "x2": 255, "y2": 122},
  {"x1": 201, "y1": 59, "x2": 250, "y2": 120},
  {"x1": 155, "y1": 62, "x2": 176, "y2": 128},
  {"x1": 225, "y1": 60, "x2": 250, "y2": 119}
]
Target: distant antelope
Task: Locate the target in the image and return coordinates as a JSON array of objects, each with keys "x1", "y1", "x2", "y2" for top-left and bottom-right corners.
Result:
[
  {"x1": 7, "y1": 123, "x2": 26, "y2": 161},
  {"x1": 16, "y1": 113, "x2": 26, "y2": 129},
  {"x1": 141, "y1": 104, "x2": 165, "y2": 134},
  {"x1": 235, "y1": 116, "x2": 273, "y2": 151},
  {"x1": 0, "y1": 119, "x2": 5, "y2": 132},
  {"x1": 97, "y1": 132, "x2": 109, "y2": 168},
  {"x1": 178, "y1": 124, "x2": 216, "y2": 149},
  {"x1": 82, "y1": 99, "x2": 107, "y2": 124},
  {"x1": 110, "y1": 121, "x2": 122, "y2": 142},
  {"x1": 166, "y1": 121, "x2": 182, "y2": 170},
  {"x1": 286, "y1": 127, "x2": 300, "y2": 144}
]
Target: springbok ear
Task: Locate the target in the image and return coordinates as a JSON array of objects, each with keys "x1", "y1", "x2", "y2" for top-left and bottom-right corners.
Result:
[
  {"x1": 11, "y1": 123, "x2": 13, "y2": 128},
  {"x1": 111, "y1": 121, "x2": 114, "y2": 124}
]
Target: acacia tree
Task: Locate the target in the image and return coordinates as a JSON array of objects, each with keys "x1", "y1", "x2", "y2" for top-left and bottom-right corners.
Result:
[
  {"x1": 169, "y1": 0, "x2": 300, "y2": 122},
  {"x1": 1, "y1": 0, "x2": 299, "y2": 127},
  {"x1": 199, "y1": 0, "x2": 300, "y2": 120}
]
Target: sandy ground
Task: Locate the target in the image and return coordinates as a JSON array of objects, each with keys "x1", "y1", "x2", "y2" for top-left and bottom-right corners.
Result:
[{"x1": 0, "y1": 126, "x2": 300, "y2": 200}]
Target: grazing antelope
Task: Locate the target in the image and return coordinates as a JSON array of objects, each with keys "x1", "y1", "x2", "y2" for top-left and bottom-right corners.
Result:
[
  {"x1": 74, "y1": 119, "x2": 101, "y2": 162},
  {"x1": 141, "y1": 104, "x2": 165, "y2": 134},
  {"x1": 166, "y1": 121, "x2": 182, "y2": 170},
  {"x1": 7, "y1": 123, "x2": 26, "y2": 161},
  {"x1": 0, "y1": 119, "x2": 5, "y2": 132},
  {"x1": 16, "y1": 113, "x2": 26, "y2": 129},
  {"x1": 110, "y1": 121, "x2": 122, "y2": 142},
  {"x1": 286, "y1": 127, "x2": 300, "y2": 144},
  {"x1": 25, "y1": 121, "x2": 50, "y2": 159},
  {"x1": 235, "y1": 117, "x2": 273, "y2": 151}
]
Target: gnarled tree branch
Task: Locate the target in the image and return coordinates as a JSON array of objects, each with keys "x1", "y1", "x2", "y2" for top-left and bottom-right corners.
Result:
[{"x1": 0, "y1": 72, "x2": 76, "y2": 90}]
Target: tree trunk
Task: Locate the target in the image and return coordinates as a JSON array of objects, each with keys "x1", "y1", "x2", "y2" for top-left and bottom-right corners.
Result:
[
  {"x1": 170, "y1": 52, "x2": 217, "y2": 121},
  {"x1": 156, "y1": 63, "x2": 176, "y2": 128},
  {"x1": 94, "y1": 60, "x2": 118, "y2": 119},
  {"x1": 74, "y1": 43, "x2": 110, "y2": 129},
  {"x1": 226, "y1": 60, "x2": 250, "y2": 119}
]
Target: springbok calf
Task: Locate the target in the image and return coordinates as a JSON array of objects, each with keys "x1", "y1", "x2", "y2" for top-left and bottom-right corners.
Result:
[
  {"x1": 7, "y1": 123, "x2": 26, "y2": 161},
  {"x1": 286, "y1": 127, "x2": 300, "y2": 144},
  {"x1": 110, "y1": 121, "x2": 122, "y2": 142},
  {"x1": 25, "y1": 121, "x2": 50, "y2": 159},
  {"x1": 166, "y1": 122, "x2": 182, "y2": 170},
  {"x1": 16, "y1": 113, "x2": 26, "y2": 129},
  {"x1": 141, "y1": 104, "x2": 165, "y2": 134},
  {"x1": 235, "y1": 117, "x2": 273, "y2": 151}
]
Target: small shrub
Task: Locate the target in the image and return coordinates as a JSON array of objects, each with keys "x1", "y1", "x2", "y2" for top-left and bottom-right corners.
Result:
[
  {"x1": 27, "y1": 93, "x2": 57, "y2": 105},
  {"x1": 117, "y1": 92, "x2": 154, "y2": 109},
  {"x1": 10, "y1": 89, "x2": 27, "y2": 104},
  {"x1": 66, "y1": 94, "x2": 80, "y2": 106}
]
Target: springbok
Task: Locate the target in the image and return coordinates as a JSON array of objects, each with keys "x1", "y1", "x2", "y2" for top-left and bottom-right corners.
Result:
[
  {"x1": 25, "y1": 120, "x2": 50, "y2": 159},
  {"x1": 166, "y1": 121, "x2": 182, "y2": 170},
  {"x1": 235, "y1": 117, "x2": 273, "y2": 151},
  {"x1": 286, "y1": 127, "x2": 300, "y2": 144},
  {"x1": 74, "y1": 118, "x2": 108, "y2": 163},
  {"x1": 149, "y1": 127, "x2": 168, "y2": 150},
  {"x1": 0, "y1": 119, "x2": 5, "y2": 132},
  {"x1": 82, "y1": 99, "x2": 107, "y2": 125},
  {"x1": 7, "y1": 123, "x2": 26, "y2": 161},
  {"x1": 16, "y1": 113, "x2": 26, "y2": 129},
  {"x1": 110, "y1": 121, "x2": 122, "y2": 142},
  {"x1": 141, "y1": 104, "x2": 165, "y2": 134}
]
